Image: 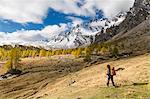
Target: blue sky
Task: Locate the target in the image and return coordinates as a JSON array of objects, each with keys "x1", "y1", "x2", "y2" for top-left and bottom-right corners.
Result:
[
  {"x1": 0, "y1": 8, "x2": 102, "y2": 33},
  {"x1": 0, "y1": 0, "x2": 134, "y2": 47},
  {"x1": 0, "y1": 0, "x2": 92, "y2": 33}
]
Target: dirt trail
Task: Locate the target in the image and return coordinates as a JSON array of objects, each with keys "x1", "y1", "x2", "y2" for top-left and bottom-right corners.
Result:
[{"x1": 0, "y1": 54, "x2": 150, "y2": 99}]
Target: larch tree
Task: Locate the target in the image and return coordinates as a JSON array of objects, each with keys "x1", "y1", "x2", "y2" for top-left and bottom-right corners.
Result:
[
  {"x1": 39, "y1": 49, "x2": 46, "y2": 57},
  {"x1": 4, "y1": 47, "x2": 21, "y2": 71}
]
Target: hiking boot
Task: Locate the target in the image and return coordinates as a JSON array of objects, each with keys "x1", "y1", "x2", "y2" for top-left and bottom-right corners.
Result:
[{"x1": 107, "y1": 83, "x2": 109, "y2": 87}]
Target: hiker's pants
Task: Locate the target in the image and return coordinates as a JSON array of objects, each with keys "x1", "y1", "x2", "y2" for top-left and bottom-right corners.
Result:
[{"x1": 107, "y1": 75, "x2": 115, "y2": 86}]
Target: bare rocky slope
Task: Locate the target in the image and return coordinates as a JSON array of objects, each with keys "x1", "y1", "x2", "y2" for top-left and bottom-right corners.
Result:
[
  {"x1": 102, "y1": 0, "x2": 150, "y2": 55},
  {"x1": 108, "y1": 16, "x2": 150, "y2": 55}
]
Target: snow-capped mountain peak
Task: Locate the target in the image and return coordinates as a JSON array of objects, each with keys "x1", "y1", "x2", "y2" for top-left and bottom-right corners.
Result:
[{"x1": 44, "y1": 12, "x2": 126, "y2": 49}]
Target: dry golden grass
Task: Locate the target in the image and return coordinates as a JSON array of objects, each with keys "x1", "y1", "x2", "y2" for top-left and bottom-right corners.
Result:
[
  {"x1": 0, "y1": 55, "x2": 86, "y2": 99},
  {"x1": 0, "y1": 54, "x2": 150, "y2": 99},
  {"x1": 34, "y1": 54, "x2": 150, "y2": 99}
]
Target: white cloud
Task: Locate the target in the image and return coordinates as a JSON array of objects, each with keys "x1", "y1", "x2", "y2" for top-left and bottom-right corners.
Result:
[
  {"x1": 0, "y1": 23, "x2": 69, "y2": 45},
  {"x1": 49, "y1": 0, "x2": 84, "y2": 16},
  {"x1": 90, "y1": 0, "x2": 135, "y2": 18},
  {"x1": 0, "y1": 0, "x2": 135, "y2": 23},
  {"x1": 66, "y1": 16, "x2": 83, "y2": 26},
  {"x1": 52, "y1": 0, "x2": 135, "y2": 18},
  {"x1": 0, "y1": 0, "x2": 50, "y2": 23},
  {"x1": 41, "y1": 23, "x2": 68, "y2": 37}
]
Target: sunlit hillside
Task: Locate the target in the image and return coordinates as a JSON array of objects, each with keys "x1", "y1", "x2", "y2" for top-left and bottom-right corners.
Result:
[{"x1": 0, "y1": 54, "x2": 149, "y2": 99}]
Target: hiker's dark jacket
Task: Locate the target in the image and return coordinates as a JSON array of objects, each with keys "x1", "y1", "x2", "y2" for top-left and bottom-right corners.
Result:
[{"x1": 107, "y1": 67, "x2": 116, "y2": 76}]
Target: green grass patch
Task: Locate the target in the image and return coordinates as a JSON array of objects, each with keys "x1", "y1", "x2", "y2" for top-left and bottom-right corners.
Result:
[{"x1": 91, "y1": 85, "x2": 150, "y2": 99}]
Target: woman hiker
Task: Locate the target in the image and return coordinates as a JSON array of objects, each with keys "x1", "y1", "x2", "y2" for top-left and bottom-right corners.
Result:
[{"x1": 106, "y1": 64, "x2": 116, "y2": 87}]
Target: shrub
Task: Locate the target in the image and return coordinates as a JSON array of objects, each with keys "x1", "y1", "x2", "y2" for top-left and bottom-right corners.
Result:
[
  {"x1": 7, "y1": 69, "x2": 22, "y2": 75},
  {"x1": 83, "y1": 55, "x2": 91, "y2": 62},
  {"x1": 112, "y1": 46, "x2": 119, "y2": 58}
]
